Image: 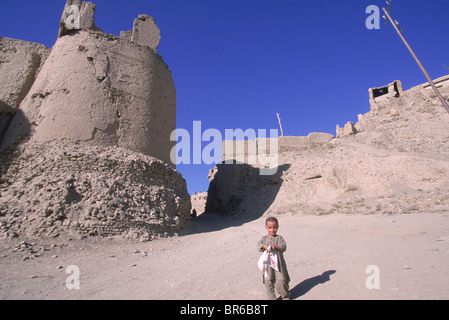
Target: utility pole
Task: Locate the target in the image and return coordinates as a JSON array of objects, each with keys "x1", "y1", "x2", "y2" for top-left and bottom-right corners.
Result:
[
  {"x1": 382, "y1": 3, "x2": 449, "y2": 114},
  {"x1": 276, "y1": 113, "x2": 284, "y2": 137}
]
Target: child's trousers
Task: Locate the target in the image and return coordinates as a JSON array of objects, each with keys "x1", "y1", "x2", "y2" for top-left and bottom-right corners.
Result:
[{"x1": 264, "y1": 280, "x2": 290, "y2": 300}]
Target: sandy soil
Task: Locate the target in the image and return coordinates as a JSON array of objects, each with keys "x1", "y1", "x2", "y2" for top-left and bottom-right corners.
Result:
[{"x1": 1, "y1": 212, "x2": 448, "y2": 300}]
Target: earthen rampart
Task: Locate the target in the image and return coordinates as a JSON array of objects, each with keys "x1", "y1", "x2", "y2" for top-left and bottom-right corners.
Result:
[
  {"x1": 0, "y1": 1, "x2": 189, "y2": 240},
  {"x1": 221, "y1": 133, "x2": 334, "y2": 165}
]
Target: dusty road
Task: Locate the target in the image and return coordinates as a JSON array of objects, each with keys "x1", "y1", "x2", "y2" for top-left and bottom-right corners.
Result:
[{"x1": 1, "y1": 212, "x2": 448, "y2": 300}]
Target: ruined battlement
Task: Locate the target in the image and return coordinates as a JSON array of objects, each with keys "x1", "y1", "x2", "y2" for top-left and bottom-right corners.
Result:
[
  {"x1": 59, "y1": 1, "x2": 161, "y2": 52},
  {"x1": 369, "y1": 80, "x2": 404, "y2": 105},
  {"x1": 1, "y1": 0, "x2": 175, "y2": 165}
]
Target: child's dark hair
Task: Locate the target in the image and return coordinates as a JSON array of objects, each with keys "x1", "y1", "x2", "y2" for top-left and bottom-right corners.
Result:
[{"x1": 265, "y1": 217, "x2": 279, "y2": 226}]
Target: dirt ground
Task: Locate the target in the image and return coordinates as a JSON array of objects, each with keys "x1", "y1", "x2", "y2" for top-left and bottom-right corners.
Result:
[{"x1": 1, "y1": 211, "x2": 448, "y2": 300}]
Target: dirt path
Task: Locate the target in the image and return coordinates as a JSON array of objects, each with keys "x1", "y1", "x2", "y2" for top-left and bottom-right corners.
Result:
[{"x1": 1, "y1": 212, "x2": 448, "y2": 300}]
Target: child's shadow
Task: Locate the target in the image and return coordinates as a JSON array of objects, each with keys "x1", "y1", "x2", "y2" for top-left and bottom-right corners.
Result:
[{"x1": 290, "y1": 270, "x2": 336, "y2": 299}]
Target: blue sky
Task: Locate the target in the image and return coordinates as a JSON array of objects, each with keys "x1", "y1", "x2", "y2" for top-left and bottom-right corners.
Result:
[{"x1": 1, "y1": 0, "x2": 449, "y2": 194}]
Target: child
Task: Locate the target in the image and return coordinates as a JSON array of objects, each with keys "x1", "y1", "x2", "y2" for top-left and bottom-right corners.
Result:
[{"x1": 257, "y1": 217, "x2": 291, "y2": 300}]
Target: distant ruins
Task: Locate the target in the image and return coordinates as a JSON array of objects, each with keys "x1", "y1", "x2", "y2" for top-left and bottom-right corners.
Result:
[
  {"x1": 0, "y1": 1, "x2": 190, "y2": 240},
  {"x1": 205, "y1": 76, "x2": 449, "y2": 217},
  {"x1": 221, "y1": 133, "x2": 335, "y2": 164},
  {"x1": 369, "y1": 80, "x2": 404, "y2": 105}
]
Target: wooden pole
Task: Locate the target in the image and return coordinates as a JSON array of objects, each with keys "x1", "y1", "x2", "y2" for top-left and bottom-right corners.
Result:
[
  {"x1": 383, "y1": 7, "x2": 449, "y2": 114},
  {"x1": 276, "y1": 113, "x2": 284, "y2": 137}
]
